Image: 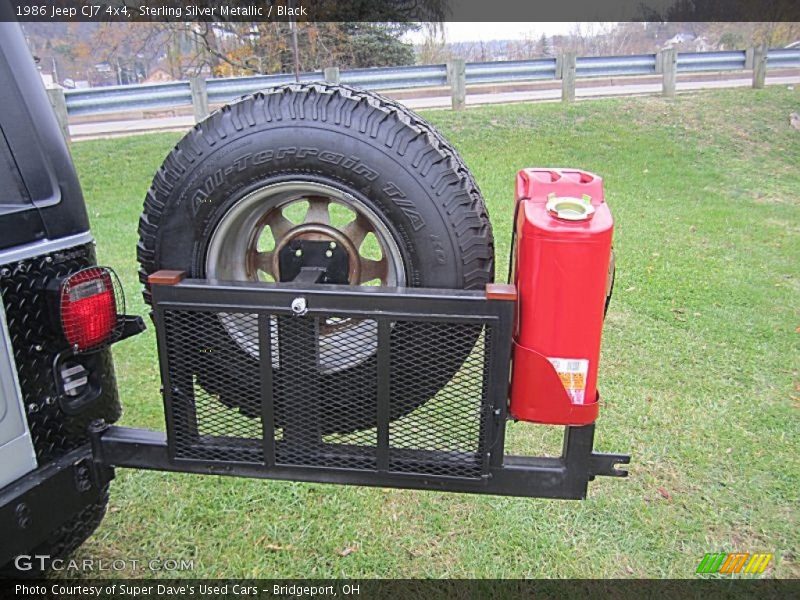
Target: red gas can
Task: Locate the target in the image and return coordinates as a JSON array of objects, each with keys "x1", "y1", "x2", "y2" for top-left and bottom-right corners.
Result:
[{"x1": 509, "y1": 168, "x2": 613, "y2": 425}]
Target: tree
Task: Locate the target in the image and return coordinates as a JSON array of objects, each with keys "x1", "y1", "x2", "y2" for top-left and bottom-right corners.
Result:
[
  {"x1": 162, "y1": 22, "x2": 416, "y2": 76},
  {"x1": 337, "y1": 23, "x2": 416, "y2": 68},
  {"x1": 416, "y1": 22, "x2": 449, "y2": 64},
  {"x1": 752, "y1": 22, "x2": 800, "y2": 46},
  {"x1": 538, "y1": 34, "x2": 550, "y2": 56},
  {"x1": 22, "y1": 20, "x2": 420, "y2": 84}
]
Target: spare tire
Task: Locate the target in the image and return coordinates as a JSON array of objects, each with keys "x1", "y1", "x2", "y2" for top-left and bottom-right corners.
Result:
[{"x1": 137, "y1": 83, "x2": 494, "y2": 434}]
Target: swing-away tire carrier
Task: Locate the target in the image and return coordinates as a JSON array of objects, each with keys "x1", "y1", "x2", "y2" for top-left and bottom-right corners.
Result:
[{"x1": 88, "y1": 276, "x2": 629, "y2": 500}]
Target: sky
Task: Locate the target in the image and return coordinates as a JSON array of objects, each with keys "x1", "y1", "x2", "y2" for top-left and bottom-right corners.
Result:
[{"x1": 404, "y1": 22, "x2": 595, "y2": 44}]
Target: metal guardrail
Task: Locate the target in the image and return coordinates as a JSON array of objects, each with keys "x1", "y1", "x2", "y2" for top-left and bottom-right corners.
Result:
[
  {"x1": 206, "y1": 72, "x2": 317, "y2": 104},
  {"x1": 65, "y1": 80, "x2": 190, "y2": 116},
  {"x1": 466, "y1": 58, "x2": 557, "y2": 83},
  {"x1": 63, "y1": 48, "x2": 800, "y2": 117},
  {"x1": 342, "y1": 63, "x2": 448, "y2": 89},
  {"x1": 677, "y1": 50, "x2": 747, "y2": 72},
  {"x1": 577, "y1": 54, "x2": 656, "y2": 77},
  {"x1": 767, "y1": 48, "x2": 800, "y2": 68}
]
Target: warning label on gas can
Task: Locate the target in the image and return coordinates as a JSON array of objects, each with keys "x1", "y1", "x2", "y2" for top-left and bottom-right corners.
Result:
[{"x1": 548, "y1": 357, "x2": 589, "y2": 404}]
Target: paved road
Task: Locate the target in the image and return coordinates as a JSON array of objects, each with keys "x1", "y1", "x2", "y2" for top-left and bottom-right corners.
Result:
[{"x1": 70, "y1": 75, "x2": 800, "y2": 141}]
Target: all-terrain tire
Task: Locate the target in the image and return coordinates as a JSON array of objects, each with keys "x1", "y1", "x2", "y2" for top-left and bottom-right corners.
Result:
[{"x1": 137, "y1": 83, "x2": 494, "y2": 434}]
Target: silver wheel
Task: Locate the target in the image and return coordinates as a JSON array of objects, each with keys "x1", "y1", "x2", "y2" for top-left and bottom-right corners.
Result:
[{"x1": 205, "y1": 181, "x2": 407, "y2": 372}]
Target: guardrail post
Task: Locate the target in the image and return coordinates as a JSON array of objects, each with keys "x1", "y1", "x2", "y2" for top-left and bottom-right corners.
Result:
[
  {"x1": 46, "y1": 86, "x2": 70, "y2": 144},
  {"x1": 752, "y1": 45, "x2": 767, "y2": 89},
  {"x1": 323, "y1": 67, "x2": 340, "y2": 85},
  {"x1": 190, "y1": 75, "x2": 209, "y2": 123},
  {"x1": 448, "y1": 59, "x2": 466, "y2": 110},
  {"x1": 654, "y1": 51, "x2": 663, "y2": 74},
  {"x1": 745, "y1": 47, "x2": 755, "y2": 70},
  {"x1": 561, "y1": 52, "x2": 576, "y2": 102},
  {"x1": 660, "y1": 48, "x2": 677, "y2": 98}
]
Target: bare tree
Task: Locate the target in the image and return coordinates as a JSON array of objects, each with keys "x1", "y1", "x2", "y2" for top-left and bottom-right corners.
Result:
[{"x1": 416, "y1": 22, "x2": 450, "y2": 64}]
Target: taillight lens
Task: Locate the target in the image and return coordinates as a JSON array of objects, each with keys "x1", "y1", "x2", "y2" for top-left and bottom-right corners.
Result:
[{"x1": 59, "y1": 267, "x2": 122, "y2": 352}]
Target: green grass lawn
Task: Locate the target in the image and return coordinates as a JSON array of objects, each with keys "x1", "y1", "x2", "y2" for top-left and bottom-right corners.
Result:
[{"x1": 68, "y1": 87, "x2": 798, "y2": 578}]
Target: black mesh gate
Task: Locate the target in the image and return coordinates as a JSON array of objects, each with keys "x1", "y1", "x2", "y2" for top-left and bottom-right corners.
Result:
[
  {"x1": 89, "y1": 277, "x2": 628, "y2": 499},
  {"x1": 154, "y1": 282, "x2": 511, "y2": 484}
]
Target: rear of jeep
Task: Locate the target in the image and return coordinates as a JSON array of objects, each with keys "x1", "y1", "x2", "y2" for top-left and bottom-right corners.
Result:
[{"x1": 0, "y1": 21, "x2": 129, "y2": 573}]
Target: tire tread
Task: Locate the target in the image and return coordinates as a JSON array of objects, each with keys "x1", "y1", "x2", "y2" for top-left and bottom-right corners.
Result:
[{"x1": 138, "y1": 83, "x2": 494, "y2": 303}]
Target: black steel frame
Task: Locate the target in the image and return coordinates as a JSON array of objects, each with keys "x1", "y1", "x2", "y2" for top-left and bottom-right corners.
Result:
[{"x1": 88, "y1": 279, "x2": 629, "y2": 499}]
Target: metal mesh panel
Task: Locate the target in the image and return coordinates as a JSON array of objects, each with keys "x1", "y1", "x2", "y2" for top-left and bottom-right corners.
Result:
[
  {"x1": 163, "y1": 311, "x2": 264, "y2": 464},
  {"x1": 272, "y1": 316, "x2": 378, "y2": 470},
  {"x1": 388, "y1": 322, "x2": 489, "y2": 478},
  {"x1": 160, "y1": 306, "x2": 495, "y2": 480}
]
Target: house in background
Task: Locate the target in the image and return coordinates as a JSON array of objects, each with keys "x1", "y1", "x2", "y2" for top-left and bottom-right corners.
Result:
[
  {"x1": 663, "y1": 32, "x2": 714, "y2": 52},
  {"x1": 663, "y1": 32, "x2": 696, "y2": 47}
]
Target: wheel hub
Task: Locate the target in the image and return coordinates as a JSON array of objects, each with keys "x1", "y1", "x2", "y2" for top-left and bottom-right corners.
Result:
[{"x1": 276, "y1": 233, "x2": 352, "y2": 284}]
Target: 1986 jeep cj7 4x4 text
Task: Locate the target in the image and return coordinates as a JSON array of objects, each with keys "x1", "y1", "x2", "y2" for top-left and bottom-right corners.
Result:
[{"x1": 0, "y1": 17, "x2": 628, "y2": 574}]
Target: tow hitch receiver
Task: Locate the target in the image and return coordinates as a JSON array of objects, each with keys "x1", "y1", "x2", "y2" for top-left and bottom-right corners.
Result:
[{"x1": 88, "y1": 274, "x2": 628, "y2": 499}]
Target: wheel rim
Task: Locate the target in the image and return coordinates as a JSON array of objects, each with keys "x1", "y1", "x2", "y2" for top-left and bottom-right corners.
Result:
[
  {"x1": 206, "y1": 181, "x2": 405, "y2": 287},
  {"x1": 205, "y1": 181, "x2": 407, "y2": 372}
]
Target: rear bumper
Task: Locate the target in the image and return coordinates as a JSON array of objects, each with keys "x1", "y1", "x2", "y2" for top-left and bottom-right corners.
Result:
[{"x1": 0, "y1": 445, "x2": 113, "y2": 567}]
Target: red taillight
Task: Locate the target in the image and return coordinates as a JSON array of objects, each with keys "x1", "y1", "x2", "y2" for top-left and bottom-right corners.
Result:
[{"x1": 59, "y1": 267, "x2": 121, "y2": 352}]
